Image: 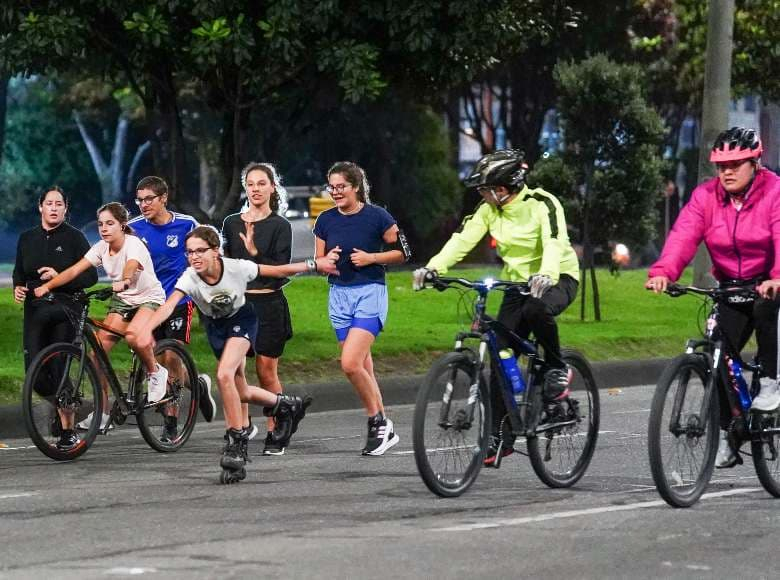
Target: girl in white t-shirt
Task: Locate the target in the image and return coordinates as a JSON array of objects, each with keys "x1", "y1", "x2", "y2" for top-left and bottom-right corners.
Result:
[
  {"x1": 35, "y1": 203, "x2": 168, "y2": 436},
  {"x1": 131, "y1": 225, "x2": 339, "y2": 483}
]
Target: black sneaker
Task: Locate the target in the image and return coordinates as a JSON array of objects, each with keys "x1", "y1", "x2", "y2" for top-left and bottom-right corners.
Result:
[
  {"x1": 268, "y1": 394, "x2": 312, "y2": 447},
  {"x1": 262, "y1": 432, "x2": 286, "y2": 456},
  {"x1": 362, "y1": 414, "x2": 400, "y2": 456},
  {"x1": 198, "y1": 374, "x2": 217, "y2": 423},
  {"x1": 56, "y1": 429, "x2": 80, "y2": 451},
  {"x1": 160, "y1": 416, "x2": 178, "y2": 444},
  {"x1": 543, "y1": 367, "x2": 571, "y2": 402},
  {"x1": 483, "y1": 434, "x2": 514, "y2": 466}
]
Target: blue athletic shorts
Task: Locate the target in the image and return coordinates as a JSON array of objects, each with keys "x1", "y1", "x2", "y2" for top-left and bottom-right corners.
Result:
[
  {"x1": 202, "y1": 303, "x2": 258, "y2": 359},
  {"x1": 328, "y1": 283, "x2": 388, "y2": 342}
]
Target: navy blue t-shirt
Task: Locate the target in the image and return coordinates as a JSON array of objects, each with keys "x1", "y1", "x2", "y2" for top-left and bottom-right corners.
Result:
[{"x1": 313, "y1": 204, "x2": 396, "y2": 286}]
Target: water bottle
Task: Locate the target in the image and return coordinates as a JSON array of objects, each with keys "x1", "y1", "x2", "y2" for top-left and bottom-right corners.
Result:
[
  {"x1": 499, "y1": 349, "x2": 525, "y2": 399},
  {"x1": 728, "y1": 356, "x2": 751, "y2": 411}
]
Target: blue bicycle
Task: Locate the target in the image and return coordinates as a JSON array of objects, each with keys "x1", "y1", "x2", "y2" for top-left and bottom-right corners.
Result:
[{"x1": 412, "y1": 275, "x2": 600, "y2": 497}]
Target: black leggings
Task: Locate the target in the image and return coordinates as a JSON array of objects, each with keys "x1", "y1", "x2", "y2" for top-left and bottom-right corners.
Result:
[
  {"x1": 717, "y1": 295, "x2": 780, "y2": 427},
  {"x1": 23, "y1": 297, "x2": 78, "y2": 370},
  {"x1": 489, "y1": 274, "x2": 579, "y2": 433}
]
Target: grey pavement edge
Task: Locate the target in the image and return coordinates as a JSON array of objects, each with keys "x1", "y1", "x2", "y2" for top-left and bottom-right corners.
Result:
[{"x1": 0, "y1": 357, "x2": 668, "y2": 440}]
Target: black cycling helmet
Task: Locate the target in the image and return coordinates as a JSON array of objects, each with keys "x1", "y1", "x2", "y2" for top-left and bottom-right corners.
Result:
[
  {"x1": 463, "y1": 149, "x2": 529, "y2": 191},
  {"x1": 710, "y1": 127, "x2": 763, "y2": 163}
]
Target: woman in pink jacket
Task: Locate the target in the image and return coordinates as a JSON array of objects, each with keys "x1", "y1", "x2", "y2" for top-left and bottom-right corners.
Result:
[{"x1": 646, "y1": 127, "x2": 780, "y2": 468}]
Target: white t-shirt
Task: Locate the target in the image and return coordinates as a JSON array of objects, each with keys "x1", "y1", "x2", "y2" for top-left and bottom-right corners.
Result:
[
  {"x1": 84, "y1": 236, "x2": 166, "y2": 306},
  {"x1": 174, "y1": 257, "x2": 258, "y2": 319}
]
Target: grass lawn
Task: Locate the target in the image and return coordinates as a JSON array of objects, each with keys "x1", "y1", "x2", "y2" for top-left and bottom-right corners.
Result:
[{"x1": 0, "y1": 266, "x2": 709, "y2": 404}]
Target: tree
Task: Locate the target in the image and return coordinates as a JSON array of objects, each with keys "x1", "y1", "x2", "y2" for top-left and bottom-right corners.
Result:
[{"x1": 532, "y1": 55, "x2": 665, "y2": 321}]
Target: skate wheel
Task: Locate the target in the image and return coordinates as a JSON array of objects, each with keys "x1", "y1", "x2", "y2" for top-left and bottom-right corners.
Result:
[{"x1": 220, "y1": 469, "x2": 242, "y2": 484}]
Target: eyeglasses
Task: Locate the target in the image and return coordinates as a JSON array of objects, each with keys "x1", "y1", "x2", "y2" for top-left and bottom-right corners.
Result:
[
  {"x1": 184, "y1": 247, "x2": 214, "y2": 257},
  {"x1": 135, "y1": 194, "x2": 160, "y2": 206},
  {"x1": 325, "y1": 183, "x2": 352, "y2": 195}
]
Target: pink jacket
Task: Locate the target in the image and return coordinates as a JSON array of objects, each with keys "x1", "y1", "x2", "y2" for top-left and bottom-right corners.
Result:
[{"x1": 649, "y1": 168, "x2": 780, "y2": 282}]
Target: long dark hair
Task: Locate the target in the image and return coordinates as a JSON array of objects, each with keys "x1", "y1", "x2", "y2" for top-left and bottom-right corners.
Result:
[
  {"x1": 97, "y1": 202, "x2": 135, "y2": 235},
  {"x1": 240, "y1": 162, "x2": 288, "y2": 214},
  {"x1": 327, "y1": 161, "x2": 371, "y2": 204},
  {"x1": 39, "y1": 185, "x2": 68, "y2": 207}
]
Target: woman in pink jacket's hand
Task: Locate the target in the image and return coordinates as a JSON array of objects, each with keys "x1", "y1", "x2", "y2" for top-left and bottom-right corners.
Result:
[{"x1": 646, "y1": 127, "x2": 780, "y2": 467}]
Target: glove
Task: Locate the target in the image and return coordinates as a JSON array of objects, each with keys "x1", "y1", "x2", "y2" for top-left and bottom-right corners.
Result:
[
  {"x1": 412, "y1": 268, "x2": 437, "y2": 291},
  {"x1": 529, "y1": 274, "x2": 553, "y2": 299}
]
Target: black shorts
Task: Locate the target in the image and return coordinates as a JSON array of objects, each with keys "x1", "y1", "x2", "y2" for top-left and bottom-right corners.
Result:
[
  {"x1": 202, "y1": 303, "x2": 258, "y2": 360},
  {"x1": 153, "y1": 302, "x2": 194, "y2": 343},
  {"x1": 245, "y1": 291, "x2": 293, "y2": 358}
]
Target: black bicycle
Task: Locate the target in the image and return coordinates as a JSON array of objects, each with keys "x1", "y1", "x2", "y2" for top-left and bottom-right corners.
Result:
[
  {"x1": 412, "y1": 275, "x2": 600, "y2": 497},
  {"x1": 22, "y1": 288, "x2": 200, "y2": 460},
  {"x1": 647, "y1": 283, "x2": 780, "y2": 507}
]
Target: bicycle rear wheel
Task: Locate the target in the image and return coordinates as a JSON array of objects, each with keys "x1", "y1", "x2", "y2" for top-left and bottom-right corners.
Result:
[
  {"x1": 648, "y1": 353, "x2": 718, "y2": 508},
  {"x1": 136, "y1": 339, "x2": 200, "y2": 452},
  {"x1": 22, "y1": 343, "x2": 103, "y2": 461},
  {"x1": 751, "y1": 413, "x2": 780, "y2": 497},
  {"x1": 413, "y1": 351, "x2": 491, "y2": 497},
  {"x1": 527, "y1": 349, "x2": 600, "y2": 488}
]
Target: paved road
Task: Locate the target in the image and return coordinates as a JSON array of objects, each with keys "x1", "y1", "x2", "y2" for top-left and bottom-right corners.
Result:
[{"x1": 1, "y1": 384, "x2": 778, "y2": 579}]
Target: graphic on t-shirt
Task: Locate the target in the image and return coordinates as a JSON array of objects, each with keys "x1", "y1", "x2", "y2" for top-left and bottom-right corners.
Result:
[
  {"x1": 208, "y1": 292, "x2": 236, "y2": 319},
  {"x1": 166, "y1": 235, "x2": 179, "y2": 248}
]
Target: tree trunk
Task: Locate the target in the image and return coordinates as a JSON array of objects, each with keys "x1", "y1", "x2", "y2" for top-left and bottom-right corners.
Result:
[
  {"x1": 578, "y1": 163, "x2": 600, "y2": 321},
  {"x1": 693, "y1": 0, "x2": 735, "y2": 287}
]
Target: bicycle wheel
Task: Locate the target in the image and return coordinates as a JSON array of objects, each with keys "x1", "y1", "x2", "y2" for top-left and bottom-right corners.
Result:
[
  {"x1": 751, "y1": 413, "x2": 780, "y2": 497},
  {"x1": 527, "y1": 349, "x2": 600, "y2": 488},
  {"x1": 22, "y1": 343, "x2": 103, "y2": 461},
  {"x1": 648, "y1": 353, "x2": 718, "y2": 508},
  {"x1": 413, "y1": 351, "x2": 491, "y2": 497},
  {"x1": 136, "y1": 339, "x2": 200, "y2": 452}
]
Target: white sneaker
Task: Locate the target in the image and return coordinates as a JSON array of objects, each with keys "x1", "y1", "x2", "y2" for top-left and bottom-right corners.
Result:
[
  {"x1": 76, "y1": 412, "x2": 113, "y2": 431},
  {"x1": 715, "y1": 429, "x2": 737, "y2": 468},
  {"x1": 147, "y1": 364, "x2": 169, "y2": 403},
  {"x1": 751, "y1": 377, "x2": 780, "y2": 412}
]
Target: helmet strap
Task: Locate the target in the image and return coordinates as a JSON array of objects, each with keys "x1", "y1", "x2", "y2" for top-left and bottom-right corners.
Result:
[{"x1": 489, "y1": 188, "x2": 513, "y2": 207}]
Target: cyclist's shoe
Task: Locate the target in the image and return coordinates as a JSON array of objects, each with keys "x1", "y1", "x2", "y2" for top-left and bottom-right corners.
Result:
[
  {"x1": 220, "y1": 428, "x2": 247, "y2": 471},
  {"x1": 160, "y1": 416, "x2": 178, "y2": 444},
  {"x1": 751, "y1": 377, "x2": 780, "y2": 412},
  {"x1": 267, "y1": 394, "x2": 312, "y2": 447},
  {"x1": 147, "y1": 364, "x2": 169, "y2": 403},
  {"x1": 362, "y1": 414, "x2": 400, "y2": 456},
  {"x1": 56, "y1": 429, "x2": 80, "y2": 451},
  {"x1": 76, "y1": 412, "x2": 114, "y2": 431},
  {"x1": 715, "y1": 429, "x2": 738, "y2": 469},
  {"x1": 484, "y1": 434, "x2": 515, "y2": 466},
  {"x1": 198, "y1": 374, "x2": 217, "y2": 422},
  {"x1": 262, "y1": 431, "x2": 286, "y2": 456},
  {"x1": 245, "y1": 417, "x2": 259, "y2": 441},
  {"x1": 543, "y1": 367, "x2": 571, "y2": 402}
]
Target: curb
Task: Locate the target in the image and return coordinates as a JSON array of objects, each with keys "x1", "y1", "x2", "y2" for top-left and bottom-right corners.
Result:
[{"x1": 0, "y1": 357, "x2": 670, "y2": 440}]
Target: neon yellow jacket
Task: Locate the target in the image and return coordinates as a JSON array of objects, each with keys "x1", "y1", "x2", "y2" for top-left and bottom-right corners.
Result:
[{"x1": 426, "y1": 186, "x2": 580, "y2": 283}]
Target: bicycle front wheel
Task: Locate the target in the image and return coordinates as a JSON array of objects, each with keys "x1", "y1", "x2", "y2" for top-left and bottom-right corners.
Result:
[
  {"x1": 22, "y1": 343, "x2": 103, "y2": 461},
  {"x1": 136, "y1": 339, "x2": 200, "y2": 452},
  {"x1": 648, "y1": 353, "x2": 718, "y2": 508},
  {"x1": 527, "y1": 349, "x2": 600, "y2": 488},
  {"x1": 413, "y1": 351, "x2": 491, "y2": 497},
  {"x1": 751, "y1": 413, "x2": 780, "y2": 498}
]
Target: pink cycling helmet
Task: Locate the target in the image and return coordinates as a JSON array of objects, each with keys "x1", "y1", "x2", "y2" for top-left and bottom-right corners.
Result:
[{"x1": 709, "y1": 127, "x2": 763, "y2": 163}]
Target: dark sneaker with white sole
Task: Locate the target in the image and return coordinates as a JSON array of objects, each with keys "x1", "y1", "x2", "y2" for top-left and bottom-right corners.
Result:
[
  {"x1": 362, "y1": 414, "x2": 400, "y2": 456},
  {"x1": 262, "y1": 432, "x2": 286, "y2": 456},
  {"x1": 198, "y1": 374, "x2": 217, "y2": 422},
  {"x1": 57, "y1": 429, "x2": 80, "y2": 451}
]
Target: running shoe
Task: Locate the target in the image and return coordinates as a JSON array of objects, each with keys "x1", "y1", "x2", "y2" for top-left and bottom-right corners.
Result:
[
  {"x1": 198, "y1": 374, "x2": 217, "y2": 422},
  {"x1": 362, "y1": 414, "x2": 399, "y2": 456}
]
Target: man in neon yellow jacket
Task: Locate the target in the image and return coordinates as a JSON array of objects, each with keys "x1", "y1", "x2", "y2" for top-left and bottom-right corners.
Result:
[{"x1": 413, "y1": 149, "x2": 580, "y2": 465}]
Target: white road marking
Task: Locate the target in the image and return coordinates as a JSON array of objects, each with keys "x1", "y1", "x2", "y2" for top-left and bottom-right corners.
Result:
[
  {"x1": 0, "y1": 492, "x2": 36, "y2": 500},
  {"x1": 433, "y1": 487, "x2": 763, "y2": 532},
  {"x1": 612, "y1": 409, "x2": 651, "y2": 415}
]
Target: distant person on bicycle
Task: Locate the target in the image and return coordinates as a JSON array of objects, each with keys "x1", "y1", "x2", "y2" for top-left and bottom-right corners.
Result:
[
  {"x1": 413, "y1": 149, "x2": 580, "y2": 465},
  {"x1": 34, "y1": 202, "x2": 168, "y2": 448},
  {"x1": 222, "y1": 163, "x2": 294, "y2": 455},
  {"x1": 128, "y1": 176, "x2": 217, "y2": 434},
  {"x1": 646, "y1": 127, "x2": 780, "y2": 468}
]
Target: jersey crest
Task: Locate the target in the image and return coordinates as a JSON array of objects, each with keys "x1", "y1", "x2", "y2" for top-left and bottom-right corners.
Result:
[{"x1": 166, "y1": 234, "x2": 179, "y2": 248}]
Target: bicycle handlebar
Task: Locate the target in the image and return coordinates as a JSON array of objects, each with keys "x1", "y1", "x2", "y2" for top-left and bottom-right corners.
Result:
[
  {"x1": 664, "y1": 283, "x2": 758, "y2": 300},
  {"x1": 72, "y1": 287, "x2": 114, "y2": 304},
  {"x1": 426, "y1": 274, "x2": 530, "y2": 294}
]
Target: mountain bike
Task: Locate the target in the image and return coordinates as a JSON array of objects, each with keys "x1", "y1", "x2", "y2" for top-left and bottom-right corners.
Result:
[
  {"x1": 22, "y1": 288, "x2": 200, "y2": 460},
  {"x1": 412, "y1": 275, "x2": 600, "y2": 497},
  {"x1": 647, "y1": 283, "x2": 780, "y2": 507}
]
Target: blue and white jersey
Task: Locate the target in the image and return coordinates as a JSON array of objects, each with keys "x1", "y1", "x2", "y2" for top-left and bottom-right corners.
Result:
[{"x1": 129, "y1": 212, "x2": 198, "y2": 302}]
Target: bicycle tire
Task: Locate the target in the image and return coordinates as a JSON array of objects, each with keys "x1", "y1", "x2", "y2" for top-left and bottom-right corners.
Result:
[
  {"x1": 527, "y1": 349, "x2": 600, "y2": 488},
  {"x1": 22, "y1": 343, "x2": 103, "y2": 461},
  {"x1": 751, "y1": 414, "x2": 780, "y2": 498},
  {"x1": 413, "y1": 351, "x2": 491, "y2": 497},
  {"x1": 136, "y1": 339, "x2": 200, "y2": 452},
  {"x1": 648, "y1": 353, "x2": 718, "y2": 508}
]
